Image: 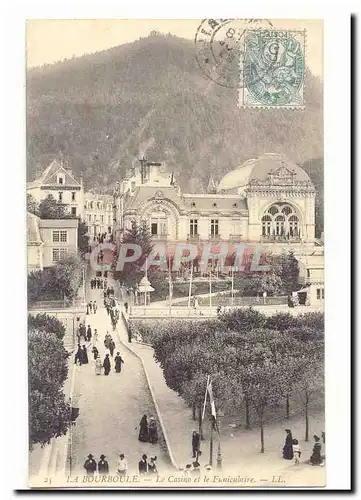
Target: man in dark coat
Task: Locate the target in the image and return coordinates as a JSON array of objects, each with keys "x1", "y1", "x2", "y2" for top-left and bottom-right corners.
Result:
[
  {"x1": 89, "y1": 301, "x2": 93, "y2": 314},
  {"x1": 80, "y1": 345, "x2": 89, "y2": 364},
  {"x1": 138, "y1": 454, "x2": 148, "y2": 475},
  {"x1": 98, "y1": 454, "x2": 109, "y2": 475},
  {"x1": 114, "y1": 352, "x2": 125, "y2": 373},
  {"x1": 92, "y1": 345, "x2": 99, "y2": 360},
  {"x1": 109, "y1": 339, "x2": 116, "y2": 357},
  {"x1": 86, "y1": 325, "x2": 92, "y2": 342},
  {"x1": 84, "y1": 454, "x2": 97, "y2": 475},
  {"x1": 192, "y1": 430, "x2": 200, "y2": 458},
  {"x1": 74, "y1": 344, "x2": 82, "y2": 365},
  {"x1": 103, "y1": 354, "x2": 111, "y2": 376}
]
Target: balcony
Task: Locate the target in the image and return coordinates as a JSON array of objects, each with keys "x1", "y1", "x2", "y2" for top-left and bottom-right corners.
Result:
[
  {"x1": 187, "y1": 233, "x2": 201, "y2": 242},
  {"x1": 260, "y1": 235, "x2": 301, "y2": 243},
  {"x1": 151, "y1": 234, "x2": 168, "y2": 241},
  {"x1": 229, "y1": 234, "x2": 244, "y2": 242},
  {"x1": 208, "y1": 234, "x2": 221, "y2": 241}
]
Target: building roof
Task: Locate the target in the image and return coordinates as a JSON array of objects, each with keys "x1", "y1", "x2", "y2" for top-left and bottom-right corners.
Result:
[
  {"x1": 27, "y1": 160, "x2": 81, "y2": 189},
  {"x1": 38, "y1": 218, "x2": 79, "y2": 229},
  {"x1": 125, "y1": 185, "x2": 186, "y2": 211},
  {"x1": 27, "y1": 212, "x2": 42, "y2": 244},
  {"x1": 217, "y1": 153, "x2": 312, "y2": 192}
]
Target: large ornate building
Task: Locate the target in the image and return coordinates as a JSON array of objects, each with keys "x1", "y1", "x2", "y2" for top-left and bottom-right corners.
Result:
[{"x1": 113, "y1": 153, "x2": 324, "y2": 305}]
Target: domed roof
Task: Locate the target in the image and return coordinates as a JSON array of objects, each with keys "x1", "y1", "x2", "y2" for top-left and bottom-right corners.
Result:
[{"x1": 217, "y1": 153, "x2": 312, "y2": 192}]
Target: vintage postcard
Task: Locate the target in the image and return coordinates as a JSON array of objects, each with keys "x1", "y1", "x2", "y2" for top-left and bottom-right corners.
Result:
[{"x1": 27, "y1": 18, "x2": 326, "y2": 489}]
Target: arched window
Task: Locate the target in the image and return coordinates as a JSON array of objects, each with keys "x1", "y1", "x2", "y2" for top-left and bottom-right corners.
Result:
[
  {"x1": 261, "y1": 215, "x2": 272, "y2": 236},
  {"x1": 261, "y1": 203, "x2": 301, "y2": 239}
]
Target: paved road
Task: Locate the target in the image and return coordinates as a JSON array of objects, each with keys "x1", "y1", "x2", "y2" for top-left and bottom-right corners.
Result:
[{"x1": 69, "y1": 283, "x2": 167, "y2": 476}]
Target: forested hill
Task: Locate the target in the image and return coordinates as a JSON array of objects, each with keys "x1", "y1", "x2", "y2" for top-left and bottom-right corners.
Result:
[{"x1": 27, "y1": 33, "x2": 323, "y2": 194}]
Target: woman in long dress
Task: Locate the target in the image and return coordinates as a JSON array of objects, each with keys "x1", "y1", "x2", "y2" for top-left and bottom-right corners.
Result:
[
  {"x1": 92, "y1": 346, "x2": 99, "y2": 360},
  {"x1": 103, "y1": 354, "x2": 111, "y2": 376},
  {"x1": 138, "y1": 415, "x2": 149, "y2": 442},
  {"x1": 148, "y1": 417, "x2": 158, "y2": 444},
  {"x1": 95, "y1": 356, "x2": 102, "y2": 375},
  {"x1": 114, "y1": 352, "x2": 124, "y2": 373},
  {"x1": 80, "y1": 345, "x2": 89, "y2": 365},
  {"x1": 282, "y1": 429, "x2": 294, "y2": 459},
  {"x1": 310, "y1": 435, "x2": 323, "y2": 465}
]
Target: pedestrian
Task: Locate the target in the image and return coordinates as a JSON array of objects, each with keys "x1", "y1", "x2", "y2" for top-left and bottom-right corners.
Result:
[
  {"x1": 93, "y1": 301, "x2": 97, "y2": 314},
  {"x1": 292, "y1": 438, "x2": 301, "y2": 465},
  {"x1": 80, "y1": 323, "x2": 87, "y2": 341},
  {"x1": 191, "y1": 430, "x2": 200, "y2": 459},
  {"x1": 74, "y1": 344, "x2": 82, "y2": 365},
  {"x1": 93, "y1": 329, "x2": 99, "y2": 344},
  {"x1": 84, "y1": 454, "x2": 97, "y2": 476},
  {"x1": 97, "y1": 278, "x2": 101, "y2": 289},
  {"x1": 80, "y1": 345, "x2": 89, "y2": 364},
  {"x1": 98, "y1": 454, "x2": 109, "y2": 475},
  {"x1": 109, "y1": 339, "x2": 116, "y2": 357},
  {"x1": 148, "y1": 456, "x2": 158, "y2": 475},
  {"x1": 92, "y1": 345, "x2": 99, "y2": 361},
  {"x1": 138, "y1": 454, "x2": 148, "y2": 475},
  {"x1": 282, "y1": 429, "x2": 294, "y2": 460},
  {"x1": 86, "y1": 304, "x2": 89, "y2": 315},
  {"x1": 124, "y1": 302, "x2": 129, "y2": 314},
  {"x1": 117, "y1": 453, "x2": 128, "y2": 477},
  {"x1": 310, "y1": 435, "x2": 323, "y2": 465},
  {"x1": 114, "y1": 352, "x2": 125, "y2": 373},
  {"x1": 90, "y1": 279, "x2": 93, "y2": 290},
  {"x1": 86, "y1": 325, "x2": 92, "y2": 342},
  {"x1": 104, "y1": 279, "x2": 108, "y2": 290},
  {"x1": 138, "y1": 414, "x2": 149, "y2": 442},
  {"x1": 95, "y1": 356, "x2": 102, "y2": 375},
  {"x1": 103, "y1": 354, "x2": 111, "y2": 376},
  {"x1": 89, "y1": 301, "x2": 93, "y2": 314},
  {"x1": 148, "y1": 417, "x2": 158, "y2": 444},
  {"x1": 184, "y1": 464, "x2": 193, "y2": 477}
]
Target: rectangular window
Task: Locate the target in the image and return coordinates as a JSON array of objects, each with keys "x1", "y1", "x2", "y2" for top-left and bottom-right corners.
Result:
[
  {"x1": 71, "y1": 192, "x2": 76, "y2": 202},
  {"x1": 71, "y1": 207, "x2": 77, "y2": 216},
  {"x1": 58, "y1": 177, "x2": 63, "y2": 185},
  {"x1": 58, "y1": 192, "x2": 63, "y2": 202},
  {"x1": 151, "y1": 222, "x2": 158, "y2": 235},
  {"x1": 88, "y1": 214, "x2": 92, "y2": 222},
  {"x1": 60, "y1": 248, "x2": 68, "y2": 259},
  {"x1": 97, "y1": 202, "x2": 100, "y2": 209},
  {"x1": 316, "y1": 288, "x2": 321, "y2": 300},
  {"x1": 60, "y1": 231, "x2": 67, "y2": 243},
  {"x1": 321, "y1": 289, "x2": 325, "y2": 299},
  {"x1": 189, "y1": 219, "x2": 198, "y2": 236},
  {"x1": 52, "y1": 248, "x2": 60, "y2": 262},
  {"x1": 210, "y1": 219, "x2": 219, "y2": 236},
  {"x1": 108, "y1": 215, "x2": 111, "y2": 224},
  {"x1": 101, "y1": 215, "x2": 104, "y2": 223},
  {"x1": 52, "y1": 231, "x2": 60, "y2": 243}
]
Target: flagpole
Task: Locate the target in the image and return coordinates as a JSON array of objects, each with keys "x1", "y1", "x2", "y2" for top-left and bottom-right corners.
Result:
[{"x1": 188, "y1": 262, "x2": 193, "y2": 308}]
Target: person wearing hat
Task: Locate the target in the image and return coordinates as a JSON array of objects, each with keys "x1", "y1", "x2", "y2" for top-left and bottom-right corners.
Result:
[
  {"x1": 83, "y1": 454, "x2": 97, "y2": 475},
  {"x1": 148, "y1": 456, "x2": 158, "y2": 475},
  {"x1": 282, "y1": 429, "x2": 294, "y2": 460},
  {"x1": 138, "y1": 454, "x2": 148, "y2": 475},
  {"x1": 191, "y1": 461, "x2": 201, "y2": 476},
  {"x1": 114, "y1": 352, "x2": 125, "y2": 373},
  {"x1": 192, "y1": 430, "x2": 200, "y2": 459},
  {"x1": 117, "y1": 453, "x2": 128, "y2": 477},
  {"x1": 310, "y1": 435, "x2": 323, "y2": 465},
  {"x1": 103, "y1": 353, "x2": 111, "y2": 376},
  {"x1": 183, "y1": 464, "x2": 193, "y2": 477},
  {"x1": 98, "y1": 454, "x2": 109, "y2": 475}
]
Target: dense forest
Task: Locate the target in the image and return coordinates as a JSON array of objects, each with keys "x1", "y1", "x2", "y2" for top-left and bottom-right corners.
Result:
[{"x1": 27, "y1": 33, "x2": 324, "y2": 232}]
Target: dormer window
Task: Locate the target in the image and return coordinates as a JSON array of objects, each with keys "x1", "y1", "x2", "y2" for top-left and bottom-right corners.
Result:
[
  {"x1": 191, "y1": 202, "x2": 196, "y2": 208},
  {"x1": 58, "y1": 176, "x2": 64, "y2": 185},
  {"x1": 233, "y1": 203, "x2": 237, "y2": 208},
  {"x1": 58, "y1": 192, "x2": 63, "y2": 202},
  {"x1": 213, "y1": 203, "x2": 217, "y2": 208}
]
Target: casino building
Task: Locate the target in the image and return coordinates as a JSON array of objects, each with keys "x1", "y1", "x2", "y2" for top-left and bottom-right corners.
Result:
[{"x1": 113, "y1": 153, "x2": 324, "y2": 305}]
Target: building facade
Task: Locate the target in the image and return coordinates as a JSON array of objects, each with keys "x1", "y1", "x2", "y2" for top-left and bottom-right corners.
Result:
[
  {"x1": 27, "y1": 160, "x2": 85, "y2": 218},
  {"x1": 84, "y1": 193, "x2": 113, "y2": 240},
  {"x1": 27, "y1": 214, "x2": 79, "y2": 271},
  {"x1": 113, "y1": 153, "x2": 324, "y2": 305}
]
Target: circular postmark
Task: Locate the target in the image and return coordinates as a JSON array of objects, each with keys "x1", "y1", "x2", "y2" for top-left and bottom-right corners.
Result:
[
  {"x1": 243, "y1": 30, "x2": 305, "y2": 106},
  {"x1": 195, "y1": 18, "x2": 274, "y2": 89}
]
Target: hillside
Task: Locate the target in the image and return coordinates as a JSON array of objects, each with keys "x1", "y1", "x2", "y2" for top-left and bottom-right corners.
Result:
[{"x1": 27, "y1": 33, "x2": 323, "y2": 196}]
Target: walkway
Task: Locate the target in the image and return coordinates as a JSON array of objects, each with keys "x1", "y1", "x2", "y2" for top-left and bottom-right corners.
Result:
[{"x1": 69, "y1": 281, "x2": 169, "y2": 477}]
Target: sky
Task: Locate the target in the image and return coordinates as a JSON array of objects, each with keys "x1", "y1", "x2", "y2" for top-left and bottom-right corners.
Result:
[{"x1": 26, "y1": 19, "x2": 323, "y2": 78}]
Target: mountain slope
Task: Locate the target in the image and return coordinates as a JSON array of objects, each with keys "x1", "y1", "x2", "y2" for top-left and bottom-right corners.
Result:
[{"x1": 27, "y1": 33, "x2": 323, "y2": 193}]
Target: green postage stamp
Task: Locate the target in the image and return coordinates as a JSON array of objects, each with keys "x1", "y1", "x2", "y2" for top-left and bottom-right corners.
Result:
[{"x1": 241, "y1": 29, "x2": 306, "y2": 108}]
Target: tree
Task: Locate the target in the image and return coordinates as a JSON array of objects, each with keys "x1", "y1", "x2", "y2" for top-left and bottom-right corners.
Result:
[
  {"x1": 218, "y1": 307, "x2": 266, "y2": 332},
  {"x1": 115, "y1": 220, "x2": 154, "y2": 287},
  {"x1": 28, "y1": 313, "x2": 66, "y2": 340},
  {"x1": 38, "y1": 194, "x2": 68, "y2": 219},
  {"x1": 27, "y1": 193, "x2": 39, "y2": 215},
  {"x1": 277, "y1": 251, "x2": 300, "y2": 295},
  {"x1": 77, "y1": 218, "x2": 90, "y2": 254},
  {"x1": 28, "y1": 330, "x2": 71, "y2": 449}
]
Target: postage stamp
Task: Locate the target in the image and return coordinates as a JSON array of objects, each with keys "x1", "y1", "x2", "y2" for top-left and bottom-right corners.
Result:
[{"x1": 240, "y1": 29, "x2": 306, "y2": 108}]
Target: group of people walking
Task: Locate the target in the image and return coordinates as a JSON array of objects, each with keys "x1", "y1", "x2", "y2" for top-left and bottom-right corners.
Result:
[
  {"x1": 84, "y1": 453, "x2": 158, "y2": 477},
  {"x1": 91, "y1": 333, "x2": 124, "y2": 376},
  {"x1": 282, "y1": 428, "x2": 325, "y2": 466},
  {"x1": 86, "y1": 301, "x2": 98, "y2": 315},
  {"x1": 138, "y1": 414, "x2": 159, "y2": 445},
  {"x1": 91, "y1": 277, "x2": 107, "y2": 290}
]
